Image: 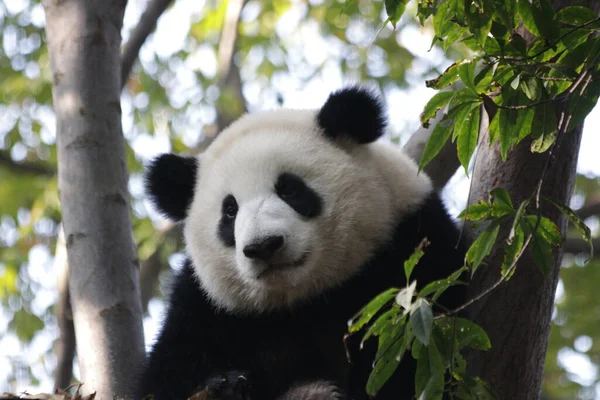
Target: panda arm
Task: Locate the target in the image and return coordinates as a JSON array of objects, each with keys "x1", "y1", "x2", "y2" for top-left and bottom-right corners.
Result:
[{"x1": 137, "y1": 261, "x2": 221, "y2": 400}]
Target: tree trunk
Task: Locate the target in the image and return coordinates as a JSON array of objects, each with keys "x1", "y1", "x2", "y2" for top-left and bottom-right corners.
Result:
[
  {"x1": 464, "y1": 4, "x2": 599, "y2": 398},
  {"x1": 466, "y1": 129, "x2": 582, "y2": 399},
  {"x1": 43, "y1": 1, "x2": 145, "y2": 398}
]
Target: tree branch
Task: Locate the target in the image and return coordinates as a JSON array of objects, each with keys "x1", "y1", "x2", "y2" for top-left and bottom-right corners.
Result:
[
  {"x1": 121, "y1": 0, "x2": 174, "y2": 90},
  {"x1": 0, "y1": 150, "x2": 54, "y2": 177},
  {"x1": 403, "y1": 81, "x2": 479, "y2": 190}
]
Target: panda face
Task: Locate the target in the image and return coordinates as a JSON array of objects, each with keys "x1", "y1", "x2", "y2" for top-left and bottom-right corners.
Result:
[{"x1": 147, "y1": 88, "x2": 434, "y2": 313}]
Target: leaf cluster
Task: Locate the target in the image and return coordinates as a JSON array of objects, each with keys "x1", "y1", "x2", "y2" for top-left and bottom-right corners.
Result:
[{"x1": 348, "y1": 239, "x2": 496, "y2": 400}]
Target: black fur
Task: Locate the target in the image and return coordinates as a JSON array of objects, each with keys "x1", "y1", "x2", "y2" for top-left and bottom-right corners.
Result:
[
  {"x1": 317, "y1": 87, "x2": 387, "y2": 144},
  {"x1": 218, "y1": 195, "x2": 238, "y2": 247},
  {"x1": 137, "y1": 193, "x2": 467, "y2": 400},
  {"x1": 145, "y1": 154, "x2": 197, "y2": 221},
  {"x1": 275, "y1": 173, "x2": 323, "y2": 218}
]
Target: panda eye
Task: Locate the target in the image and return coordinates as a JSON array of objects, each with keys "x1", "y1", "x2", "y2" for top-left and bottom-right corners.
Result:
[
  {"x1": 276, "y1": 175, "x2": 300, "y2": 199},
  {"x1": 222, "y1": 195, "x2": 238, "y2": 219},
  {"x1": 225, "y1": 206, "x2": 237, "y2": 218},
  {"x1": 279, "y1": 183, "x2": 297, "y2": 198}
]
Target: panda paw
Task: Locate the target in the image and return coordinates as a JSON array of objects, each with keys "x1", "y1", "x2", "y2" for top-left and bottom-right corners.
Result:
[{"x1": 203, "y1": 370, "x2": 252, "y2": 400}]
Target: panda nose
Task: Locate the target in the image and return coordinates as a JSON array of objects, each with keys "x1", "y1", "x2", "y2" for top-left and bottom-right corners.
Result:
[{"x1": 243, "y1": 236, "x2": 284, "y2": 260}]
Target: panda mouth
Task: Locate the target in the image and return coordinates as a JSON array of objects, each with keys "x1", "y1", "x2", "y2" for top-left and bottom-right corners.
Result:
[{"x1": 256, "y1": 253, "x2": 309, "y2": 279}]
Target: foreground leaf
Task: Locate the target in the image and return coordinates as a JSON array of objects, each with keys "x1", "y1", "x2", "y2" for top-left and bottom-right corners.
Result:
[
  {"x1": 349, "y1": 288, "x2": 398, "y2": 332},
  {"x1": 415, "y1": 341, "x2": 445, "y2": 400},
  {"x1": 421, "y1": 91, "x2": 455, "y2": 128},
  {"x1": 465, "y1": 222, "x2": 500, "y2": 275},
  {"x1": 405, "y1": 238, "x2": 430, "y2": 281},
  {"x1": 410, "y1": 299, "x2": 433, "y2": 346},
  {"x1": 546, "y1": 197, "x2": 593, "y2": 258}
]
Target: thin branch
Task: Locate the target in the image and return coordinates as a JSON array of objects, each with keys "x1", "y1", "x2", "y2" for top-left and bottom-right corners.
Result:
[
  {"x1": 121, "y1": 0, "x2": 174, "y2": 90},
  {"x1": 0, "y1": 151, "x2": 54, "y2": 177}
]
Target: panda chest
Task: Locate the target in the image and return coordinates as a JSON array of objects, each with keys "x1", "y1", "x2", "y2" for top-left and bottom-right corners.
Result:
[{"x1": 226, "y1": 315, "x2": 349, "y2": 380}]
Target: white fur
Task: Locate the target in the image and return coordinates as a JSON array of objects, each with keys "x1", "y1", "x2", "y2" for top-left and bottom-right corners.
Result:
[
  {"x1": 183, "y1": 109, "x2": 433, "y2": 313},
  {"x1": 277, "y1": 381, "x2": 343, "y2": 400}
]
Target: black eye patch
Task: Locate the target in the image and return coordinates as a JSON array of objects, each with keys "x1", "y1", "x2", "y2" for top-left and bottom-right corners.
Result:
[
  {"x1": 275, "y1": 173, "x2": 322, "y2": 218},
  {"x1": 218, "y1": 195, "x2": 237, "y2": 247}
]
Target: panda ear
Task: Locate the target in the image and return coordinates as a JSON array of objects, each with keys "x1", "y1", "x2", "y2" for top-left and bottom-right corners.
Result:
[
  {"x1": 145, "y1": 154, "x2": 198, "y2": 221},
  {"x1": 316, "y1": 86, "x2": 387, "y2": 144}
]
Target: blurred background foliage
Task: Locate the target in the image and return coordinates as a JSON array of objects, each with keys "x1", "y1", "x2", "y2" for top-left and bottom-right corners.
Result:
[{"x1": 0, "y1": 0, "x2": 598, "y2": 398}]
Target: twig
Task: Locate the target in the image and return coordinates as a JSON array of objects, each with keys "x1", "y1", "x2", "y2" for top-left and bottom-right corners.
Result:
[
  {"x1": 0, "y1": 151, "x2": 54, "y2": 176},
  {"x1": 121, "y1": 0, "x2": 174, "y2": 90}
]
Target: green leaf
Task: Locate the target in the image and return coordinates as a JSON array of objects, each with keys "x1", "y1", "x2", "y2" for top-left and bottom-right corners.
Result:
[
  {"x1": 465, "y1": 2, "x2": 493, "y2": 47},
  {"x1": 517, "y1": 0, "x2": 540, "y2": 36},
  {"x1": 490, "y1": 187, "x2": 515, "y2": 217},
  {"x1": 455, "y1": 376, "x2": 500, "y2": 400},
  {"x1": 433, "y1": 1, "x2": 456, "y2": 38},
  {"x1": 458, "y1": 200, "x2": 491, "y2": 221},
  {"x1": 567, "y1": 80, "x2": 600, "y2": 132},
  {"x1": 490, "y1": 187, "x2": 513, "y2": 209},
  {"x1": 405, "y1": 238, "x2": 430, "y2": 281},
  {"x1": 421, "y1": 91, "x2": 455, "y2": 128},
  {"x1": 426, "y1": 62, "x2": 460, "y2": 90},
  {"x1": 362, "y1": 308, "x2": 402, "y2": 347},
  {"x1": 385, "y1": 0, "x2": 410, "y2": 27},
  {"x1": 456, "y1": 104, "x2": 481, "y2": 176},
  {"x1": 443, "y1": 24, "x2": 468, "y2": 51},
  {"x1": 509, "y1": 198, "x2": 530, "y2": 242},
  {"x1": 493, "y1": 91, "x2": 535, "y2": 158},
  {"x1": 465, "y1": 222, "x2": 500, "y2": 275},
  {"x1": 415, "y1": 341, "x2": 445, "y2": 400},
  {"x1": 502, "y1": 222, "x2": 524, "y2": 278},
  {"x1": 419, "y1": 267, "x2": 468, "y2": 302},
  {"x1": 349, "y1": 288, "x2": 398, "y2": 332},
  {"x1": 530, "y1": 0, "x2": 560, "y2": 41},
  {"x1": 546, "y1": 197, "x2": 593, "y2": 258},
  {"x1": 436, "y1": 317, "x2": 491, "y2": 351},
  {"x1": 458, "y1": 61, "x2": 477, "y2": 92},
  {"x1": 520, "y1": 77, "x2": 541, "y2": 102},
  {"x1": 525, "y1": 215, "x2": 561, "y2": 246},
  {"x1": 367, "y1": 319, "x2": 406, "y2": 396},
  {"x1": 475, "y1": 64, "x2": 494, "y2": 92},
  {"x1": 556, "y1": 6, "x2": 598, "y2": 26},
  {"x1": 531, "y1": 102, "x2": 557, "y2": 153},
  {"x1": 522, "y1": 216, "x2": 553, "y2": 276},
  {"x1": 418, "y1": 115, "x2": 454, "y2": 171},
  {"x1": 410, "y1": 299, "x2": 433, "y2": 346}
]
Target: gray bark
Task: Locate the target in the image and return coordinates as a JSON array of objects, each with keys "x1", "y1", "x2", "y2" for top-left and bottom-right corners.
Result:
[
  {"x1": 44, "y1": 1, "x2": 145, "y2": 398},
  {"x1": 466, "y1": 129, "x2": 582, "y2": 399}
]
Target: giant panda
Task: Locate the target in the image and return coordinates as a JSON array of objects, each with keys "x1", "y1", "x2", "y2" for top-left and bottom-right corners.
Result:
[{"x1": 137, "y1": 87, "x2": 467, "y2": 400}]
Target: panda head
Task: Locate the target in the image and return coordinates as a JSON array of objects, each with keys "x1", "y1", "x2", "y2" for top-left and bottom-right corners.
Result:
[{"x1": 146, "y1": 87, "x2": 432, "y2": 313}]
